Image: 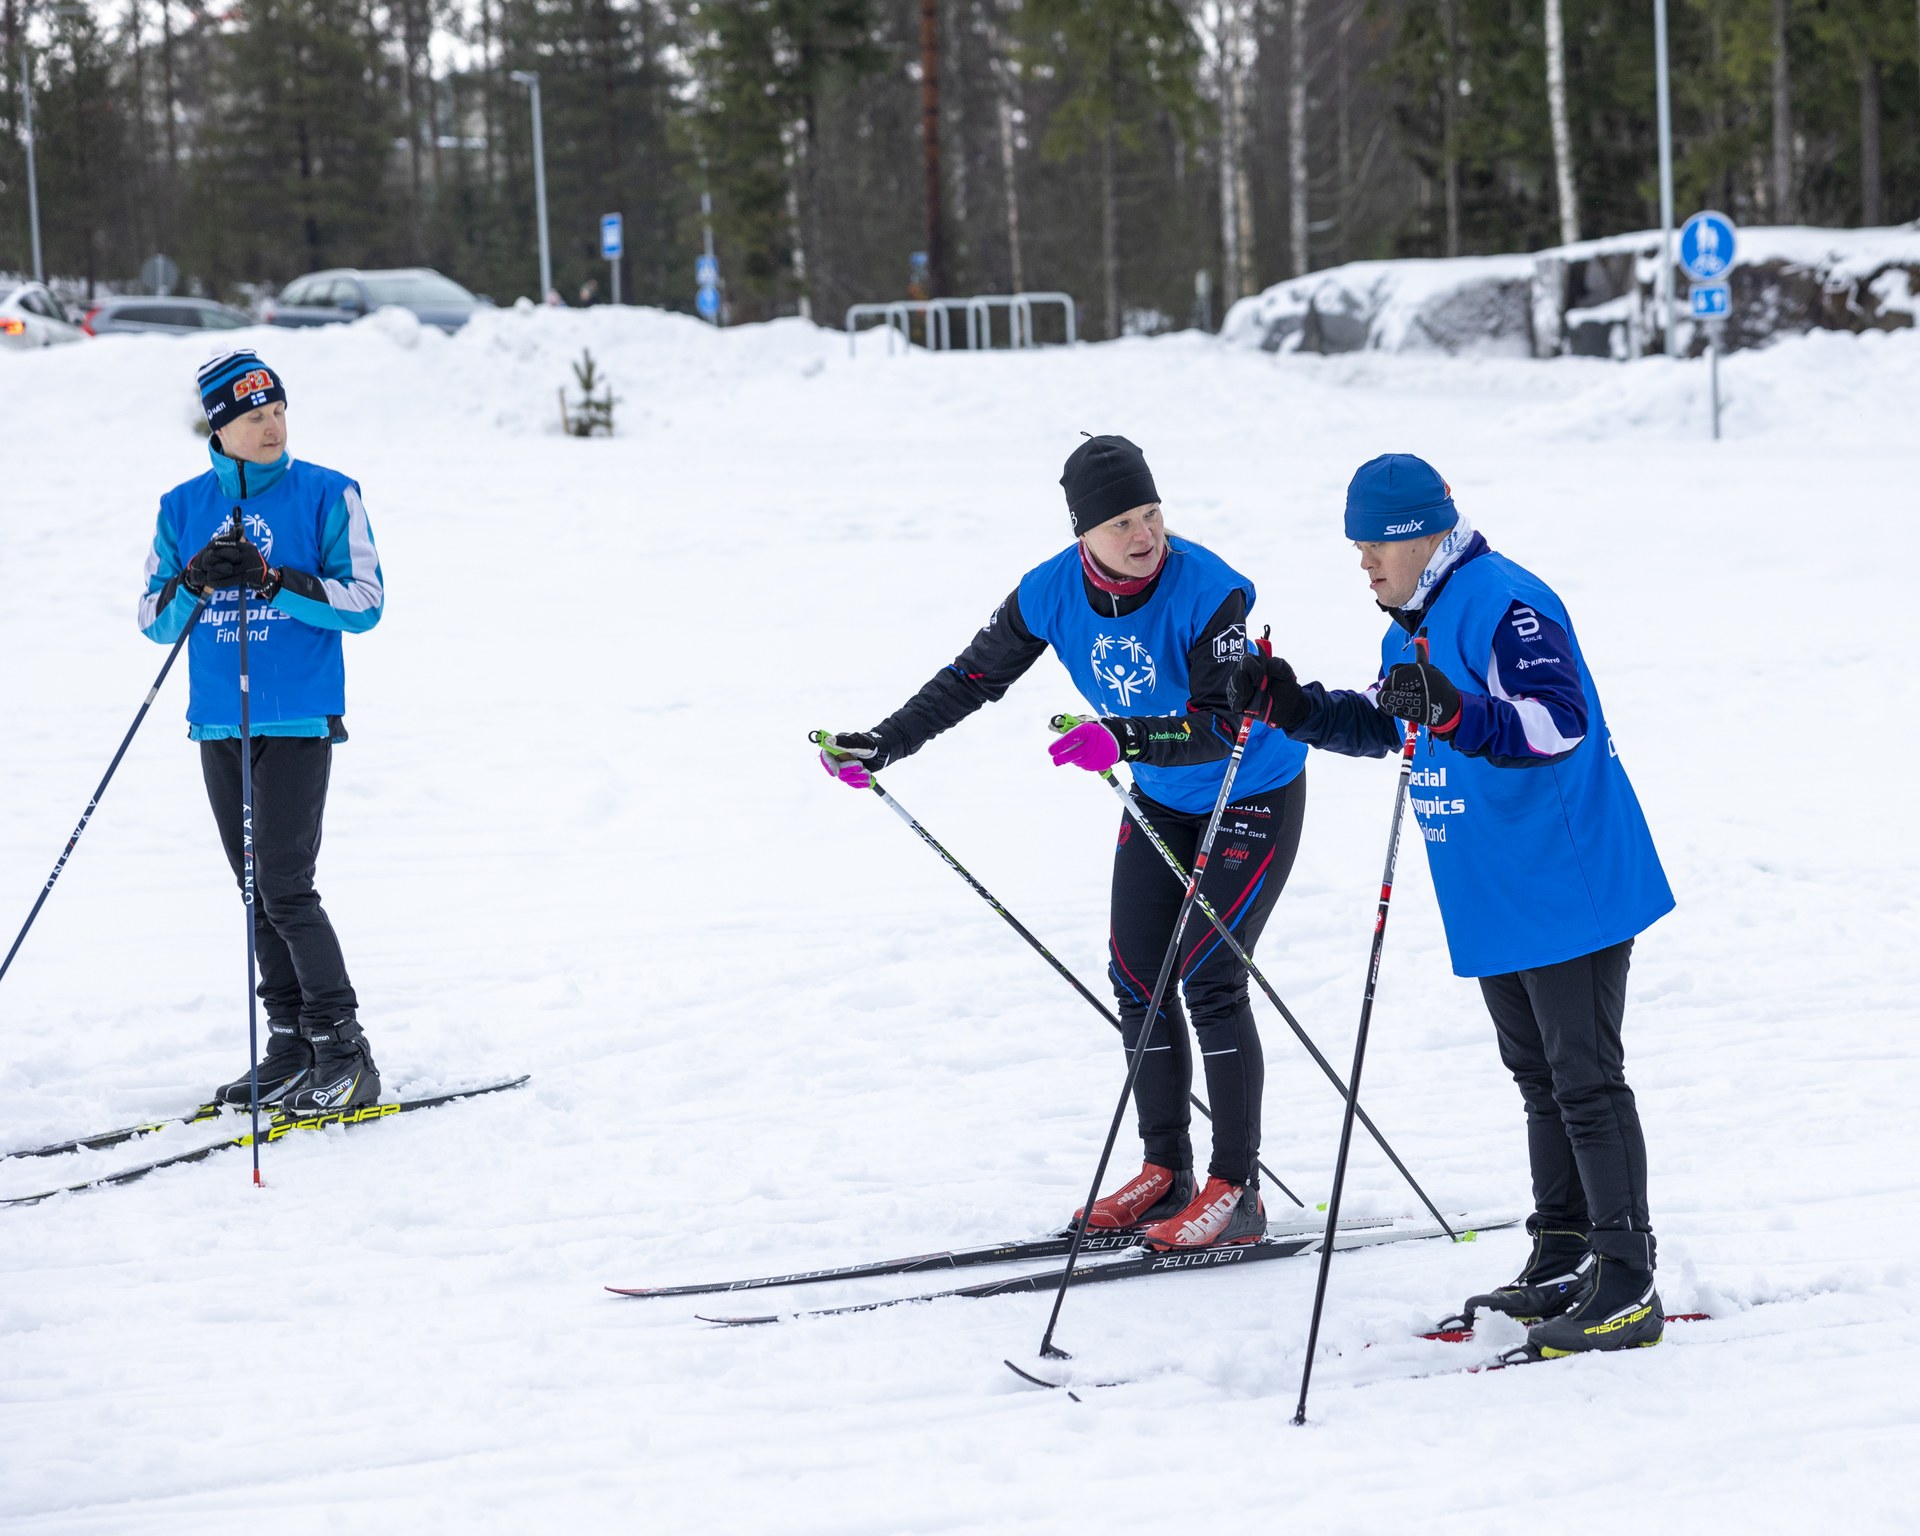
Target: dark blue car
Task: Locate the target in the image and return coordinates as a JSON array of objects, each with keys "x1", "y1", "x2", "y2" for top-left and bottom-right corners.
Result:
[{"x1": 266, "y1": 268, "x2": 489, "y2": 332}]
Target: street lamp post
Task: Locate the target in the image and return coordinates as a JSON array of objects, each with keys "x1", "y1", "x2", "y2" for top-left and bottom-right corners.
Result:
[
  {"x1": 1653, "y1": 0, "x2": 1677, "y2": 355},
  {"x1": 22, "y1": 48, "x2": 45, "y2": 283},
  {"x1": 509, "y1": 69, "x2": 552, "y2": 303}
]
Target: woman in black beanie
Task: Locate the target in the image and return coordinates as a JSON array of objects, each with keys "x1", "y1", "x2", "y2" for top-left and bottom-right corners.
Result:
[{"x1": 818, "y1": 436, "x2": 1309, "y2": 1251}]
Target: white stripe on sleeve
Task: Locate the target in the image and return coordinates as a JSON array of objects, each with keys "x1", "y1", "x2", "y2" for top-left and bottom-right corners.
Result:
[
  {"x1": 320, "y1": 486, "x2": 384, "y2": 614},
  {"x1": 1486, "y1": 651, "x2": 1584, "y2": 756}
]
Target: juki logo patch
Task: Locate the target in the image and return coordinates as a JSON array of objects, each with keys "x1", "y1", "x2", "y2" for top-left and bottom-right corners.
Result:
[{"x1": 1092, "y1": 633, "x2": 1157, "y2": 708}]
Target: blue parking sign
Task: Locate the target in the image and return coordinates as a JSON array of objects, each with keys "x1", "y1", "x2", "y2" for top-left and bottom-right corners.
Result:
[
  {"x1": 1678, "y1": 211, "x2": 1735, "y2": 281},
  {"x1": 600, "y1": 213, "x2": 623, "y2": 260},
  {"x1": 696, "y1": 254, "x2": 719, "y2": 287}
]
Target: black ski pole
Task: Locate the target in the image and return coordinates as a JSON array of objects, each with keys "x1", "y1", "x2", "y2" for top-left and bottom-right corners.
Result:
[
  {"x1": 226, "y1": 510, "x2": 265, "y2": 1187},
  {"x1": 1292, "y1": 677, "x2": 1425, "y2": 1426},
  {"x1": 807, "y1": 730, "x2": 1302, "y2": 1207},
  {"x1": 1048, "y1": 713, "x2": 1455, "y2": 1240},
  {"x1": 0, "y1": 594, "x2": 209, "y2": 990},
  {"x1": 1035, "y1": 700, "x2": 1262, "y2": 1361}
]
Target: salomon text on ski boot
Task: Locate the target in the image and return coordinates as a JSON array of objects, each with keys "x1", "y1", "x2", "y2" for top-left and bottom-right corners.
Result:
[
  {"x1": 214, "y1": 1021, "x2": 313, "y2": 1108},
  {"x1": 281, "y1": 1018, "x2": 381, "y2": 1116},
  {"x1": 1141, "y1": 1176, "x2": 1267, "y2": 1251},
  {"x1": 1075, "y1": 1163, "x2": 1197, "y2": 1231},
  {"x1": 1525, "y1": 1232, "x2": 1663, "y2": 1357}
]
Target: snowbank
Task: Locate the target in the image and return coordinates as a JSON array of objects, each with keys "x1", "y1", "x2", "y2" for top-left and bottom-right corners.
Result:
[{"x1": 1224, "y1": 223, "x2": 1920, "y2": 360}]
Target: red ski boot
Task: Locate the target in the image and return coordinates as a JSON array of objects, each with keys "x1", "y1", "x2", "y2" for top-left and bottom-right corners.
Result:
[
  {"x1": 1141, "y1": 1177, "x2": 1267, "y2": 1251},
  {"x1": 1074, "y1": 1163, "x2": 1197, "y2": 1231}
]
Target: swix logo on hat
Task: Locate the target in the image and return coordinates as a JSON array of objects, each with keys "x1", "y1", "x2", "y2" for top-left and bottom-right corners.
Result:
[{"x1": 233, "y1": 369, "x2": 275, "y2": 401}]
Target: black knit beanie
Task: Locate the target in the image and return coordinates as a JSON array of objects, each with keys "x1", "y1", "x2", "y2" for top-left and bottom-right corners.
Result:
[{"x1": 1060, "y1": 435, "x2": 1159, "y2": 536}]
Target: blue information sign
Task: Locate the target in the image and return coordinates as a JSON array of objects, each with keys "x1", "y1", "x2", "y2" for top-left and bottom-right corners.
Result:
[
  {"x1": 1678, "y1": 211, "x2": 1735, "y2": 282},
  {"x1": 696, "y1": 283, "x2": 721, "y2": 320},
  {"x1": 600, "y1": 213, "x2": 624, "y2": 261},
  {"x1": 1689, "y1": 282, "x2": 1731, "y2": 320},
  {"x1": 695, "y1": 254, "x2": 719, "y2": 287}
]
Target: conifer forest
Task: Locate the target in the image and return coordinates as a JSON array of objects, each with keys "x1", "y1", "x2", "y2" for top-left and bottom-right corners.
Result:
[{"x1": 2, "y1": 0, "x2": 1917, "y2": 333}]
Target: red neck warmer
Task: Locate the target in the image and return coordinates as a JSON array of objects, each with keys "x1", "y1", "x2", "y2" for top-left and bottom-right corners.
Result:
[{"x1": 1079, "y1": 539, "x2": 1167, "y2": 597}]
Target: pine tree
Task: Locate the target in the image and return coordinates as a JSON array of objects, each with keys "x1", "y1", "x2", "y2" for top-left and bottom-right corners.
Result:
[
  {"x1": 1019, "y1": 0, "x2": 1205, "y2": 335},
  {"x1": 190, "y1": 0, "x2": 400, "y2": 290}
]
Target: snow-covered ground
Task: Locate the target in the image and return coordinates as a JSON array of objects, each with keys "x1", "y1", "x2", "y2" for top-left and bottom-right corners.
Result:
[{"x1": 2, "y1": 308, "x2": 1917, "y2": 1532}]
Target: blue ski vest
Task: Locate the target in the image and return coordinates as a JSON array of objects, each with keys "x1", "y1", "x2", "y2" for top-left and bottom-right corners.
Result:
[
  {"x1": 1382, "y1": 551, "x2": 1674, "y2": 977},
  {"x1": 158, "y1": 459, "x2": 359, "y2": 728},
  {"x1": 1018, "y1": 537, "x2": 1306, "y2": 813}
]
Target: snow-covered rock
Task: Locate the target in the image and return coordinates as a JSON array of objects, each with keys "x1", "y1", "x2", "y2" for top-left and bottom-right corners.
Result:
[{"x1": 1224, "y1": 223, "x2": 1920, "y2": 360}]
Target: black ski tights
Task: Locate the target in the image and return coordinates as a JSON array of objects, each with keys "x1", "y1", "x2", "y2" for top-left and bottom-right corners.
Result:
[
  {"x1": 1106, "y1": 774, "x2": 1305, "y2": 1185},
  {"x1": 201, "y1": 736, "x2": 358, "y2": 1029}
]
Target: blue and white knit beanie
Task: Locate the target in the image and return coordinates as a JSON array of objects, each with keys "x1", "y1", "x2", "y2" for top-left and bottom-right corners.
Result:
[
  {"x1": 1344, "y1": 453, "x2": 1458, "y2": 542},
  {"x1": 198, "y1": 349, "x2": 286, "y2": 434}
]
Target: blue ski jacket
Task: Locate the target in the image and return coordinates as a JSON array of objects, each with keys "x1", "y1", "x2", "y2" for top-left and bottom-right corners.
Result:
[
  {"x1": 138, "y1": 446, "x2": 384, "y2": 740},
  {"x1": 1289, "y1": 538, "x2": 1672, "y2": 977}
]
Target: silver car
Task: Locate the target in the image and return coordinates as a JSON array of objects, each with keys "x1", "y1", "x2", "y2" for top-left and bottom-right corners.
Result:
[
  {"x1": 266, "y1": 268, "x2": 489, "y2": 333},
  {"x1": 0, "y1": 282, "x2": 85, "y2": 349},
  {"x1": 81, "y1": 295, "x2": 253, "y2": 337}
]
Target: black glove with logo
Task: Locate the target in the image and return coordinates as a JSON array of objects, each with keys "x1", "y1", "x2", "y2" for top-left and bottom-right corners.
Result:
[
  {"x1": 182, "y1": 535, "x2": 278, "y2": 596},
  {"x1": 1378, "y1": 661, "x2": 1462, "y2": 734},
  {"x1": 816, "y1": 729, "x2": 892, "y2": 789},
  {"x1": 1227, "y1": 654, "x2": 1313, "y2": 732}
]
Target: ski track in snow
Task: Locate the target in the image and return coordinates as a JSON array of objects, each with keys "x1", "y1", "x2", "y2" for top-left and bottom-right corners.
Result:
[{"x1": 1, "y1": 309, "x2": 1916, "y2": 1532}]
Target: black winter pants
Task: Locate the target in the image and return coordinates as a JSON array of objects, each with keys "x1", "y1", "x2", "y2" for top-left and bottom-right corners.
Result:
[
  {"x1": 1478, "y1": 938, "x2": 1653, "y2": 1265},
  {"x1": 200, "y1": 736, "x2": 358, "y2": 1029},
  {"x1": 1107, "y1": 774, "x2": 1306, "y2": 1185}
]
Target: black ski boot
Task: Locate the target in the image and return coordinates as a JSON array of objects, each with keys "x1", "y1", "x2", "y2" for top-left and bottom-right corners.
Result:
[
  {"x1": 280, "y1": 1018, "x2": 381, "y2": 1116},
  {"x1": 1462, "y1": 1226, "x2": 1596, "y2": 1326},
  {"x1": 1526, "y1": 1235, "x2": 1663, "y2": 1357},
  {"x1": 214, "y1": 1021, "x2": 313, "y2": 1108}
]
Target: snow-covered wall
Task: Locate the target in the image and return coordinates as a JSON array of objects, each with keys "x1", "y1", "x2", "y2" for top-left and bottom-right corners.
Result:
[{"x1": 1223, "y1": 224, "x2": 1920, "y2": 360}]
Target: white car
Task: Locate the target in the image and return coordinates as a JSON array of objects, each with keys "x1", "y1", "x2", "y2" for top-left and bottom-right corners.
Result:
[{"x1": 1, "y1": 282, "x2": 86, "y2": 349}]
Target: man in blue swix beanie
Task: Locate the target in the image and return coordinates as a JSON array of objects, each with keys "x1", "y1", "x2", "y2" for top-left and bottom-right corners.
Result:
[
  {"x1": 138, "y1": 350, "x2": 385, "y2": 1115},
  {"x1": 1231, "y1": 453, "x2": 1674, "y2": 1358}
]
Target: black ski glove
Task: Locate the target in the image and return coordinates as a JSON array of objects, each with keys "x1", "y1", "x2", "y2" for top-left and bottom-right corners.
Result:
[
  {"x1": 817, "y1": 730, "x2": 890, "y2": 770},
  {"x1": 1227, "y1": 654, "x2": 1313, "y2": 732},
  {"x1": 1378, "y1": 661, "x2": 1462, "y2": 734},
  {"x1": 182, "y1": 536, "x2": 278, "y2": 595}
]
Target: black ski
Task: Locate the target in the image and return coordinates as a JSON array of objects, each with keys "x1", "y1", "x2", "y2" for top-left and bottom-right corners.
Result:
[
  {"x1": 1, "y1": 1075, "x2": 530, "y2": 1208},
  {"x1": 608, "y1": 1214, "x2": 1396, "y2": 1299},
  {"x1": 1418, "y1": 1308, "x2": 1711, "y2": 1343},
  {"x1": 4, "y1": 1099, "x2": 231, "y2": 1162},
  {"x1": 700, "y1": 1217, "x2": 1517, "y2": 1326}
]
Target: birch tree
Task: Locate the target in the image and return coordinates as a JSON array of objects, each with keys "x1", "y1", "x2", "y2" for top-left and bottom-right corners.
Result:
[{"x1": 1544, "y1": 0, "x2": 1578, "y2": 243}]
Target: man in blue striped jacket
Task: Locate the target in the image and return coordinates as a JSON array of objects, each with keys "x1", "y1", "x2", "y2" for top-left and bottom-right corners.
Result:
[
  {"x1": 139, "y1": 350, "x2": 385, "y2": 1115},
  {"x1": 1233, "y1": 454, "x2": 1674, "y2": 1359}
]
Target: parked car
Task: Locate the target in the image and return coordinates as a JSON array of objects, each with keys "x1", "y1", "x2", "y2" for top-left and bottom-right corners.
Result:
[
  {"x1": 265, "y1": 268, "x2": 489, "y2": 332},
  {"x1": 0, "y1": 282, "x2": 86, "y2": 349},
  {"x1": 81, "y1": 295, "x2": 254, "y2": 337}
]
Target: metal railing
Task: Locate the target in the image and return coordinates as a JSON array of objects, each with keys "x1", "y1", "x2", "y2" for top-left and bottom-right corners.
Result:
[{"x1": 845, "y1": 292, "x2": 1077, "y2": 356}]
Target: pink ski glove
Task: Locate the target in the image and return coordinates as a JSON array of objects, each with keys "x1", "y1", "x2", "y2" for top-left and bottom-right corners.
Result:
[
  {"x1": 815, "y1": 729, "x2": 883, "y2": 789},
  {"x1": 819, "y1": 749, "x2": 872, "y2": 790},
  {"x1": 1048, "y1": 720, "x2": 1122, "y2": 773}
]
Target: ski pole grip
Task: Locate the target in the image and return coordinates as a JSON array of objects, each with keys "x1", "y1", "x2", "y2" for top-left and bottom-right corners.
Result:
[{"x1": 1048, "y1": 712, "x2": 1090, "y2": 736}]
